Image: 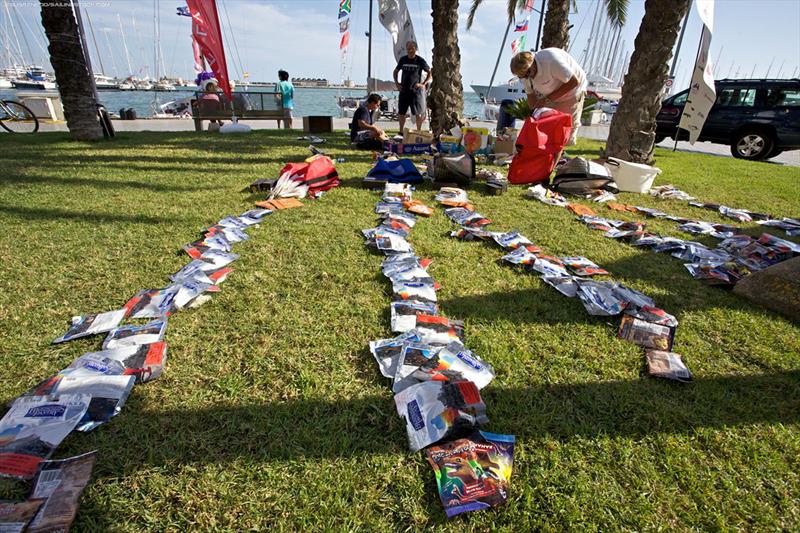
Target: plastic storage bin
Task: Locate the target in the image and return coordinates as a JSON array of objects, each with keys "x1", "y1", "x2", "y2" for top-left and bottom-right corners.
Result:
[{"x1": 604, "y1": 157, "x2": 662, "y2": 193}]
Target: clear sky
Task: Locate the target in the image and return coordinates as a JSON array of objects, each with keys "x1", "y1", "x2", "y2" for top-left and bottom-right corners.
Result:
[{"x1": 5, "y1": 0, "x2": 800, "y2": 92}]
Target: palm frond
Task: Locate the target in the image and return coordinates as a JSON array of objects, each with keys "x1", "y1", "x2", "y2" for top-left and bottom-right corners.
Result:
[
  {"x1": 467, "y1": 0, "x2": 486, "y2": 29},
  {"x1": 604, "y1": 0, "x2": 629, "y2": 27}
]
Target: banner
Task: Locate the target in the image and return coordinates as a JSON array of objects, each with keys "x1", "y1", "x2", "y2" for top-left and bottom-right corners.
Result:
[
  {"x1": 378, "y1": 0, "x2": 417, "y2": 62},
  {"x1": 511, "y1": 35, "x2": 526, "y2": 55},
  {"x1": 186, "y1": 0, "x2": 232, "y2": 99},
  {"x1": 678, "y1": 0, "x2": 715, "y2": 144}
]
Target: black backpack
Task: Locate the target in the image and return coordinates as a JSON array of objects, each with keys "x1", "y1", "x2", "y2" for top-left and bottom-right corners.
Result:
[{"x1": 551, "y1": 157, "x2": 618, "y2": 195}]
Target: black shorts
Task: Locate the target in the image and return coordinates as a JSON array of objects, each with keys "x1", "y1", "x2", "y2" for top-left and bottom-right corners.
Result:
[{"x1": 398, "y1": 89, "x2": 425, "y2": 116}]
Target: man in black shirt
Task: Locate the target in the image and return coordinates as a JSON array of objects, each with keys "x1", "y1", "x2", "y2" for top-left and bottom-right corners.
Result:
[
  {"x1": 350, "y1": 93, "x2": 387, "y2": 150},
  {"x1": 393, "y1": 41, "x2": 431, "y2": 132}
]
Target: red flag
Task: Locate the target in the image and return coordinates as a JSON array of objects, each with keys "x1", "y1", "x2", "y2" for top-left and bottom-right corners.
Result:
[
  {"x1": 525, "y1": 0, "x2": 534, "y2": 10},
  {"x1": 185, "y1": 0, "x2": 232, "y2": 100},
  {"x1": 339, "y1": 30, "x2": 350, "y2": 50}
]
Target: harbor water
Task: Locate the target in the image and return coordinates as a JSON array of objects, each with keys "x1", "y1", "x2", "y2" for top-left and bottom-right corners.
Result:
[{"x1": 0, "y1": 87, "x2": 487, "y2": 119}]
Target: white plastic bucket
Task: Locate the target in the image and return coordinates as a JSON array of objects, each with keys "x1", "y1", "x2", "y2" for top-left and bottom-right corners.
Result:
[{"x1": 604, "y1": 157, "x2": 662, "y2": 193}]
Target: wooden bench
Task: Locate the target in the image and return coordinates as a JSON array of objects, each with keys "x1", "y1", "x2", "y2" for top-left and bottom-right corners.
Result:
[{"x1": 191, "y1": 90, "x2": 286, "y2": 131}]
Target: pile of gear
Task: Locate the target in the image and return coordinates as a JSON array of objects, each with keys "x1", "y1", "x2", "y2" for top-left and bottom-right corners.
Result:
[
  {"x1": 362, "y1": 183, "x2": 516, "y2": 519},
  {"x1": 0, "y1": 207, "x2": 273, "y2": 530}
]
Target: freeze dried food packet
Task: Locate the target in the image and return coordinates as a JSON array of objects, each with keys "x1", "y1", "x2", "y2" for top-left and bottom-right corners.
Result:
[
  {"x1": 646, "y1": 350, "x2": 692, "y2": 382},
  {"x1": 369, "y1": 331, "x2": 421, "y2": 378},
  {"x1": 384, "y1": 264, "x2": 433, "y2": 284},
  {"x1": 393, "y1": 280, "x2": 437, "y2": 303},
  {"x1": 426, "y1": 431, "x2": 515, "y2": 518},
  {"x1": 618, "y1": 315, "x2": 675, "y2": 351},
  {"x1": 395, "y1": 342, "x2": 495, "y2": 393},
  {"x1": 27, "y1": 451, "x2": 96, "y2": 533},
  {"x1": 575, "y1": 280, "x2": 625, "y2": 316},
  {"x1": 123, "y1": 287, "x2": 177, "y2": 319},
  {"x1": 492, "y1": 231, "x2": 533, "y2": 250},
  {"x1": 612, "y1": 283, "x2": 656, "y2": 309},
  {"x1": 0, "y1": 394, "x2": 90, "y2": 480},
  {"x1": 541, "y1": 275, "x2": 579, "y2": 298},
  {"x1": 461, "y1": 213, "x2": 492, "y2": 229},
  {"x1": 65, "y1": 342, "x2": 167, "y2": 384},
  {"x1": 391, "y1": 300, "x2": 438, "y2": 333},
  {"x1": 52, "y1": 309, "x2": 126, "y2": 344},
  {"x1": 200, "y1": 249, "x2": 239, "y2": 269},
  {"x1": 380, "y1": 219, "x2": 412, "y2": 237},
  {"x1": 531, "y1": 256, "x2": 570, "y2": 277},
  {"x1": 415, "y1": 314, "x2": 465, "y2": 345},
  {"x1": 501, "y1": 246, "x2": 538, "y2": 266},
  {"x1": 382, "y1": 211, "x2": 417, "y2": 227},
  {"x1": 443, "y1": 207, "x2": 474, "y2": 223},
  {"x1": 376, "y1": 234, "x2": 413, "y2": 254},
  {"x1": 403, "y1": 200, "x2": 434, "y2": 217},
  {"x1": 561, "y1": 257, "x2": 609, "y2": 276},
  {"x1": 393, "y1": 343, "x2": 444, "y2": 393},
  {"x1": 240, "y1": 208, "x2": 273, "y2": 220},
  {"x1": 625, "y1": 306, "x2": 678, "y2": 328},
  {"x1": 24, "y1": 374, "x2": 135, "y2": 432},
  {"x1": 172, "y1": 279, "x2": 220, "y2": 310},
  {"x1": 0, "y1": 500, "x2": 43, "y2": 532},
  {"x1": 394, "y1": 380, "x2": 489, "y2": 452},
  {"x1": 102, "y1": 319, "x2": 167, "y2": 350},
  {"x1": 450, "y1": 227, "x2": 495, "y2": 241}
]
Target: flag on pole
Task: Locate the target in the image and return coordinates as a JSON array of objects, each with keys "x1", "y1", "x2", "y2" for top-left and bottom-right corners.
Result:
[
  {"x1": 514, "y1": 18, "x2": 529, "y2": 32},
  {"x1": 678, "y1": 0, "x2": 716, "y2": 144},
  {"x1": 378, "y1": 0, "x2": 417, "y2": 62},
  {"x1": 511, "y1": 35, "x2": 527, "y2": 55},
  {"x1": 338, "y1": 0, "x2": 351, "y2": 19},
  {"x1": 340, "y1": 31, "x2": 350, "y2": 50},
  {"x1": 339, "y1": 17, "x2": 350, "y2": 33},
  {"x1": 525, "y1": 0, "x2": 534, "y2": 10},
  {"x1": 176, "y1": 6, "x2": 191, "y2": 16},
  {"x1": 186, "y1": 0, "x2": 232, "y2": 100}
]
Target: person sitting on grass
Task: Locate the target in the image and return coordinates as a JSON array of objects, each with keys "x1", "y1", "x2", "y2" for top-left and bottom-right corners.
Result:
[
  {"x1": 199, "y1": 78, "x2": 224, "y2": 131},
  {"x1": 350, "y1": 93, "x2": 387, "y2": 150},
  {"x1": 277, "y1": 70, "x2": 295, "y2": 129}
]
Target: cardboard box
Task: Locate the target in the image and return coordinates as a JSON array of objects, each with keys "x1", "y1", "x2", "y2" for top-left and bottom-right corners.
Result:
[
  {"x1": 403, "y1": 129, "x2": 434, "y2": 145},
  {"x1": 303, "y1": 116, "x2": 333, "y2": 133},
  {"x1": 383, "y1": 141, "x2": 433, "y2": 155},
  {"x1": 492, "y1": 128, "x2": 519, "y2": 156},
  {"x1": 438, "y1": 135, "x2": 464, "y2": 154}
]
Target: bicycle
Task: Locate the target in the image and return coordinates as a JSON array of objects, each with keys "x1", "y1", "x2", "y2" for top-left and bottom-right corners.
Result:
[{"x1": 0, "y1": 99, "x2": 39, "y2": 133}]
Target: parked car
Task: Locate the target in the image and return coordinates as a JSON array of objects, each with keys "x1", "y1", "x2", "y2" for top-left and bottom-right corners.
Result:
[{"x1": 655, "y1": 78, "x2": 800, "y2": 160}]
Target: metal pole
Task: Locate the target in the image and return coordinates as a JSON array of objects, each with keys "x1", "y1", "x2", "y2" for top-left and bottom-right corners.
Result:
[
  {"x1": 367, "y1": 0, "x2": 373, "y2": 92},
  {"x1": 670, "y1": 0, "x2": 692, "y2": 79},
  {"x1": 71, "y1": 0, "x2": 99, "y2": 102},
  {"x1": 486, "y1": 18, "x2": 513, "y2": 102},
  {"x1": 85, "y1": 9, "x2": 105, "y2": 75},
  {"x1": 535, "y1": 0, "x2": 545, "y2": 50}
]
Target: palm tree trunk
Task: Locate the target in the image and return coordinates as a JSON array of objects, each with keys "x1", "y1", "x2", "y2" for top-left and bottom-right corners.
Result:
[
  {"x1": 40, "y1": 1, "x2": 102, "y2": 141},
  {"x1": 541, "y1": 0, "x2": 570, "y2": 49},
  {"x1": 429, "y1": 0, "x2": 464, "y2": 136},
  {"x1": 606, "y1": 0, "x2": 690, "y2": 164}
]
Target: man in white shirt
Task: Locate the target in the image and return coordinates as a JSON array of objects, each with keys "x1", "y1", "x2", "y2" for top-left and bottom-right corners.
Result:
[{"x1": 511, "y1": 48, "x2": 588, "y2": 145}]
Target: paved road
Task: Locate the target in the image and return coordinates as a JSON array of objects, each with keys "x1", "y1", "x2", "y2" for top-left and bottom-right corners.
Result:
[{"x1": 21, "y1": 118, "x2": 800, "y2": 168}]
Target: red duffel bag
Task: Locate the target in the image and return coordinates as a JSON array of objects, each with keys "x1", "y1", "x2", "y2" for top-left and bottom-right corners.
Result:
[
  {"x1": 279, "y1": 156, "x2": 340, "y2": 197},
  {"x1": 507, "y1": 108, "x2": 572, "y2": 185}
]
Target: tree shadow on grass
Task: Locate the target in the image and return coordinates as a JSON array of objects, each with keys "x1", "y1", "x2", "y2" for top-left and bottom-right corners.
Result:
[
  {"x1": 0, "y1": 205, "x2": 187, "y2": 225},
  {"x1": 77, "y1": 370, "x2": 800, "y2": 476},
  {"x1": 0, "y1": 173, "x2": 204, "y2": 193}
]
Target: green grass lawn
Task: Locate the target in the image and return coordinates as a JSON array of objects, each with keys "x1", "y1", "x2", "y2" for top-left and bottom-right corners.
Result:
[{"x1": 0, "y1": 129, "x2": 798, "y2": 531}]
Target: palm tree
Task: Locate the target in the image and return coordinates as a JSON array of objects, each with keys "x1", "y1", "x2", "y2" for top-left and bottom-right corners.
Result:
[
  {"x1": 429, "y1": 0, "x2": 464, "y2": 135},
  {"x1": 39, "y1": 0, "x2": 103, "y2": 141},
  {"x1": 606, "y1": 0, "x2": 691, "y2": 164}
]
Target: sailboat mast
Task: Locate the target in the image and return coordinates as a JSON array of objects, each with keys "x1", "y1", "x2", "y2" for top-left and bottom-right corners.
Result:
[
  {"x1": 11, "y1": 4, "x2": 35, "y2": 67},
  {"x1": 580, "y1": 0, "x2": 601, "y2": 66},
  {"x1": 4, "y1": 0, "x2": 26, "y2": 68},
  {"x1": 102, "y1": 28, "x2": 120, "y2": 77},
  {"x1": 85, "y1": 9, "x2": 106, "y2": 75},
  {"x1": 118, "y1": 14, "x2": 134, "y2": 76}
]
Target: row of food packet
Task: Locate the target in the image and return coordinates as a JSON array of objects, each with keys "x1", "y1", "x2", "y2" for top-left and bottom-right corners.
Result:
[
  {"x1": 442, "y1": 188, "x2": 692, "y2": 383},
  {"x1": 363, "y1": 183, "x2": 516, "y2": 519},
  {"x1": 0, "y1": 208, "x2": 272, "y2": 531}
]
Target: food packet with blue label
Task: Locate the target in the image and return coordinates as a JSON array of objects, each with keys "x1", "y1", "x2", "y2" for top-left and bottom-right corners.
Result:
[
  {"x1": 390, "y1": 300, "x2": 438, "y2": 332},
  {"x1": 52, "y1": 309, "x2": 126, "y2": 344},
  {"x1": 426, "y1": 431, "x2": 515, "y2": 518},
  {"x1": 65, "y1": 342, "x2": 167, "y2": 384},
  {"x1": 369, "y1": 331, "x2": 421, "y2": 378},
  {"x1": 394, "y1": 380, "x2": 488, "y2": 452},
  {"x1": 102, "y1": 319, "x2": 167, "y2": 350},
  {"x1": 0, "y1": 394, "x2": 90, "y2": 479},
  {"x1": 393, "y1": 341, "x2": 495, "y2": 393},
  {"x1": 393, "y1": 280, "x2": 437, "y2": 303},
  {"x1": 492, "y1": 231, "x2": 532, "y2": 250}
]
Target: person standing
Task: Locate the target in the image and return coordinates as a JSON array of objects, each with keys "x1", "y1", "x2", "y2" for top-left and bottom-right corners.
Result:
[
  {"x1": 277, "y1": 69, "x2": 295, "y2": 129},
  {"x1": 393, "y1": 41, "x2": 431, "y2": 132},
  {"x1": 510, "y1": 48, "x2": 587, "y2": 145}
]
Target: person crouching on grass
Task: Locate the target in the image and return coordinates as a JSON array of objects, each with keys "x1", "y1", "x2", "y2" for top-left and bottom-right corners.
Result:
[
  {"x1": 350, "y1": 93, "x2": 388, "y2": 150},
  {"x1": 511, "y1": 48, "x2": 588, "y2": 145}
]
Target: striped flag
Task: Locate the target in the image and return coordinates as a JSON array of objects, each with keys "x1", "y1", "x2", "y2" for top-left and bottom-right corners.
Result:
[
  {"x1": 511, "y1": 35, "x2": 527, "y2": 55},
  {"x1": 514, "y1": 18, "x2": 529, "y2": 32}
]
